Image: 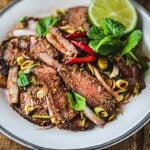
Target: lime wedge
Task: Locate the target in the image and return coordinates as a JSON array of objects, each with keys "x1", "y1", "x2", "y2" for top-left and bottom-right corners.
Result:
[{"x1": 88, "y1": 0, "x2": 137, "y2": 33}]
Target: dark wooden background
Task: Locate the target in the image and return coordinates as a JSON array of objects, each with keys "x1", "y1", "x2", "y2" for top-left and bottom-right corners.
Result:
[{"x1": 0, "y1": 0, "x2": 149, "y2": 150}]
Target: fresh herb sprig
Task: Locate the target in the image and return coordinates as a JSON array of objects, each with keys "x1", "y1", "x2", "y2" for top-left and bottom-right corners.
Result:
[
  {"x1": 102, "y1": 18, "x2": 125, "y2": 36},
  {"x1": 36, "y1": 17, "x2": 58, "y2": 36},
  {"x1": 121, "y1": 30, "x2": 142, "y2": 56},
  {"x1": 17, "y1": 71, "x2": 30, "y2": 87},
  {"x1": 87, "y1": 18, "x2": 143, "y2": 58},
  {"x1": 66, "y1": 91, "x2": 86, "y2": 111}
]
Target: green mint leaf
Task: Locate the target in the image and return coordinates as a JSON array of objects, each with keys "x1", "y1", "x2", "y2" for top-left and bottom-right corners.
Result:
[
  {"x1": 102, "y1": 18, "x2": 125, "y2": 36},
  {"x1": 36, "y1": 17, "x2": 58, "y2": 36},
  {"x1": 66, "y1": 91, "x2": 86, "y2": 111},
  {"x1": 87, "y1": 26, "x2": 104, "y2": 40},
  {"x1": 91, "y1": 36, "x2": 123, "y2": 55},
  {"x1": 89, "y1": 39, "x2": 100, "y2": 50},
  {"x1": 121, "y1": 30, "x2": 143, "y2": 55},
  {"x1": 18, "y1": 72, "x2": 30, "y2": 87}
]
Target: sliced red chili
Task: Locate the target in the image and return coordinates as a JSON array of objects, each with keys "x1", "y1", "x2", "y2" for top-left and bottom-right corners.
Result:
[
  {"x1": 71, "y1": 40, "x2": 96, "y2": 55},
  {"x1": 65, "y1": 55, "x2": 96, "y2": 65},
  {"x1": 66, "y1": 32, "x2": 87, "y2": 39}
]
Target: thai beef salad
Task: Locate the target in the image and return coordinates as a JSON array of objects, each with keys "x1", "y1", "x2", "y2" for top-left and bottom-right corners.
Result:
[{"x1": 0, "y1": 4, "x2": 149, "y2": 131}]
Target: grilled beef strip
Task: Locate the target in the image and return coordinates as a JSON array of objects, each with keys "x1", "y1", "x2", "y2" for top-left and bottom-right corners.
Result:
[
  {"x1": 33, "y1": 64, "x2": 77, "y2": 123},
  {"x1": 113, "y1": 55, "x2": 133, "y2": 78},
  {"x1": 46, "y1": 27, "x2": 78, "y2": 58},
  {"x1": 65, "y1": 6, "x2": 90, "y2": 31},
  {"x1": 22, "y1": 36, "x2": 59, "y2": 59},
  {"x1": 127, "y1": 64, "x2": 145, "y2": 91},
  {"x1": 59, "y1": 65, "x2": 115, "y2": 115},
  {"x1": 113, "y1": 55, "x2": 145, "y2": 92},
  {"x1": 2, "y1": 37, "x2": 59, "y2": 67},
  {"x1": 13, "y1": 84, "x2": 52, "y2": 126},
  {"x1": 3, "y1": 38, "x2": 21, "y2": 67}
]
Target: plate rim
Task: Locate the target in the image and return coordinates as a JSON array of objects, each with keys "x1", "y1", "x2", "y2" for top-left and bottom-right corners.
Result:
[{"x1": 0, "y1": 0, "x2": 150, "y2": 150}]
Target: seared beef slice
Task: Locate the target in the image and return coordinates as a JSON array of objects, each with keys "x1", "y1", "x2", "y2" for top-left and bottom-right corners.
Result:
[
  {"x1": 2, "y1": 37, "x2": 58, "y2": 66},
  {"x1": 59, "y1": 65, "x2": 115, "y2": 115},
  {"x1": 33, "y1": 65, "x2": 77, "y2": 122},
  {"x1": 46, "y1": 27, "x2": 78, "y2": 57},
  {"x1": 66, "y1": 6, "x2": 90, "y2": 31},
  {"x1": 13, "y1": 85, "x2": 51, "y2": 126}
]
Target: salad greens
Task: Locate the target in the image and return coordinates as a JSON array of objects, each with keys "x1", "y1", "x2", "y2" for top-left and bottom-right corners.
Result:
[
  {"x1": 36, "y1": 17, "x2": 58, "y2": 36},
  {"x1": 87, "y1": 26, "x2": 104, "y2": 40},
  {"x1": 17, "y1": 71, "x2": 30, "y2": 87},
  {"x1": 121, "y1": 30, "x2": 142, "y2": 55},
  {"x1": 90, "y1": 36, "x2": 123, "y2": 55},
  {"x1": 87, "y1": 18, "x2": 143, "y2": 57},
  {"x1": 102, "y1": 18, "x2": 125, "y2": 36},
  {"x1": 66, "y1": 91, "x2": 86, "y2": 111}
]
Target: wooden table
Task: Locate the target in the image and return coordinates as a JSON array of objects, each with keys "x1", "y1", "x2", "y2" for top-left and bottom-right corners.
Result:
[{"x1": 0, "y1": 0, "x2": 150, "y2": 150}]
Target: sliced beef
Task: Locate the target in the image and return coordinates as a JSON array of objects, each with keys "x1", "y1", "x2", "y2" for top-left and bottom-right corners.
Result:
[
  {"x1": 13, "y1": 85, "x2": 51, "y2": 126},
  {"x1": 2, "y1": 37, "x2": 58, "y2": 67},
  {"x1": 33, "y1": 65, "x2": 77, "y2": 123},
  {"x1": 46, "y1": 27, "x2": 78, "y2": 58},
  {"x1": 3, "y1": 38, "x2": 21, "y2": 66},
  {"x1": 59, "y1": 65, "x2": 115, "y2": 115},
  {"x1": 113, "y1": 55, "x2": 133, "y2": 77},
  {"x1": 57, "y1": 115, "x2": 94, "y2": 131},
  {"x1": 112, "y1": 55, "x2": 145, "y2": 92},
  {"x1": 66, "y1": 6, "x2": 90, "y2": 31},
  {"x1": 127, "y1": 65, "x2": 145, "y2": 91},
  {"x1": 19, "y1": 36, "x2": 59, "y2": 59}
]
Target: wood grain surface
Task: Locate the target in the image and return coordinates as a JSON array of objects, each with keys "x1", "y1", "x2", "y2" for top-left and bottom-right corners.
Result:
[{"x1": 0, "y1": 0, "x2": 150, "y2": 150}]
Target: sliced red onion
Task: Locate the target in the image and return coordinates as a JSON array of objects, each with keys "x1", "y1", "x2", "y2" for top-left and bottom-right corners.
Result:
[
  {"x1": 84, "y1": 106, "x2": 105, "y2": 127},
  {"x1": 45, "y1": 95, "x2": 55, "y2": 124},
  {"x1": 13, "y1": 29, "x2": 36, "y2": 37},
  {"x1": 27, "y1": 20, "x2": 37, "y2": 31},
  {"x1": 93, "y1": 67, "x2": 119, "y2": 99}
]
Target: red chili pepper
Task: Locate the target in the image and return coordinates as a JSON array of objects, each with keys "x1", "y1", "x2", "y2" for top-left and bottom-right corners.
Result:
[
  {"x1": 71, "y1": 40, "x2": 96, "y2": 55},
  {"x1": 66, "y1": 32, "x2": 87, "y2": 39},
  {"x1": 65, "y1": 55, "x2": 96, "y2": 65}
]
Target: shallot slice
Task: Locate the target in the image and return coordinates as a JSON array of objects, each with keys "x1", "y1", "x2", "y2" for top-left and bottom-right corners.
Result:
[
  {"x1": 7, "y1": 67, "x2": 19, "y2": 104},
  {"x1": 109, "y1": 65, "x2": 119, "y2": 78},
  {"x1": 93, "y1": 67, "x2": 120, "y2": 100},
  {"x1": 84, "y1": 106, "x2": 105, "y2": 127},
  {"x1": 45, "y1": 96, "x2": 55, "y2": 124},
  {"x1": 13, "y1": 29, "x2": 36, "y2": 37}
]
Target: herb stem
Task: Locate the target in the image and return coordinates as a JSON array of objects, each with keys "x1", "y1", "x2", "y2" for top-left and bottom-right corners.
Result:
[{"x1": 129, "y1": 52, "x2": 139, "y2": 62}]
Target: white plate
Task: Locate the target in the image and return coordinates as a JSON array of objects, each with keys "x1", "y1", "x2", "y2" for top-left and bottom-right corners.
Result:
[{"x1": 0, "y1": 0, "x2": 150, "y2": 149}]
